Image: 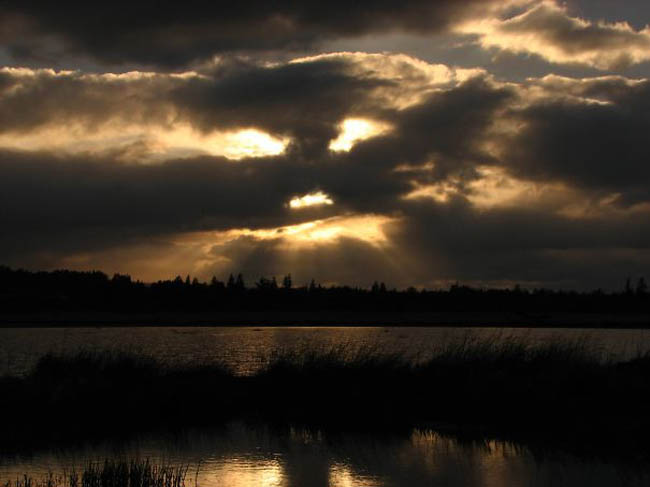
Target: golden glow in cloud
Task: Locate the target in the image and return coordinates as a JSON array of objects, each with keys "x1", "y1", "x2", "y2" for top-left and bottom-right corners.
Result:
[
  {"x1": 0, "y1": 123, "x2": 289, "y2": 162},
  {"x1": 290, "y1": 52, "x2": 485, "y2": 109},
  {"x1": 221, "y1": 214, "x2": 395, "y2": 247},
  {"x1": 329, "y1": 118, "x2": 391, "y2": 152},
  {"x1": 404, "y1": 166, "x2": 565, "y2": 209},
  {"x1": 0, "y1": 67, "x2": 205, "y2": 80},
  {"x1": 289, "y1": 191, "x2": 334, "y2": 209},
  {"x1": 290, "y1": 52, "x2": 454, "y2": 85},
  {"x1": 0, "y1": 67, "x2": 288, "y2": 161},
  {"x1": 457, "y1": 2, "x2": 650, "y2": 70},
  {"x1": 526, "y1": 74, "x2": 643, "y2": 105},
  {"x1": 402, "y1": 165, "x2": 638, "y2": 220},
  {"x1": 466, "y1": 166, "x2": 540, "y2": 208},
  {"x1": 56, "y1": 213, "x2": 400, "y2": 283},
  {"x1": 199, "y1": 128, "x2": 288, "y2": 160}
]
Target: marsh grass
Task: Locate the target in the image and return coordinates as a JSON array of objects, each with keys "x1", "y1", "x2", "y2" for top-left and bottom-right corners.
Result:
[
  {"x1": 2, "y1": 336, "x2": 650, "y2": 454},
  {"x1": 260, "y1": 342, "x2": 412, "y2": 375},
  {"x1": 253, "y1": 336, "x2": 614, "y2": 419},
  {"x1": 428, "y1": 332, "x2": 603, "y2": 363},
  {"x1": 3, "y1": 461, "x2": 189, "y2": 487}
]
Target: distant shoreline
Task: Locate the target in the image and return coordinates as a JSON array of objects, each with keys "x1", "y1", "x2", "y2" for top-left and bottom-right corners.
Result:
[{"x1": 1, "y1": 311, "x2": 649, "y2": 328}]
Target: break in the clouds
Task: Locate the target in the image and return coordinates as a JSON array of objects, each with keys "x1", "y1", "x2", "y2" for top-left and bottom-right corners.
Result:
[{"x1": 0, "y1": 1, "x2": 649, "y2": 290}]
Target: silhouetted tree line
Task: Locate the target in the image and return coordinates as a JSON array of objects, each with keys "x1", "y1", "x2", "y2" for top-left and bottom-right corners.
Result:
[{"x1": 0, "y1": 265, "x2": 648, "y2": 314}]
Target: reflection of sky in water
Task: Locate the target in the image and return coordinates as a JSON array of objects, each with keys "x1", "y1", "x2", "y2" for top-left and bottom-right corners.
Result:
[
  {"x1": 329, "y1": 465, "x2": 380, "y2": 487},
  {"x1": 0, "y1": 423, "x2": 647, "y2": 487},
  {"x1": 2, "y1": 326, "x2": 650, "y2": 377},
  {"x1": 201, "y1": 457, "x2": 284, "y2": 487}
]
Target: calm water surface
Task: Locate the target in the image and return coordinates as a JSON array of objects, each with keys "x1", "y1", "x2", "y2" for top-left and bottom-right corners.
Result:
[
  {"x1": 2, "y1": 326, "x2": 650, "y2": 377},
  {"x1": 0, "y1": 423, "x2": 647, "y2": 487}
]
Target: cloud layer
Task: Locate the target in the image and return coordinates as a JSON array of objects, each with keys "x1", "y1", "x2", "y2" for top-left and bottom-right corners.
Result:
[
  {"x1": 1, "y1": 49, "x2": 649, "y2": 289},
  {"x1": 0, "y1": 0, "x2": 519, "y2": 68},
  {"x1": 1, "y1": 1, "x2": 649, "y2": 289},
  {"x1": 459, "y1": 1, "x2": 650, "y2": 70}
]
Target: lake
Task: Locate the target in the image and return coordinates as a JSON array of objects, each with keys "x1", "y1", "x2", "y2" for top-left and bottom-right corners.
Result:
[
  {"x1": 2, "y1": 325, "x2": 650, "y2": 486},
  {"x1": 0, "y1": 422, "x2": 647, "y2": 487},
  {"x1": 1, "y1": 325, "x2": 650, "y2": 377}
]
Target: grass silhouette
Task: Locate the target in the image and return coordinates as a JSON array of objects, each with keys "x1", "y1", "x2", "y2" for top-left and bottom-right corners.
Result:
[
  {"x1": 3, "y1": 460, "x2": 189, "y2": 487},
  {"x1": 1, "y1": 338, "x2": 649, "y2": 456}
]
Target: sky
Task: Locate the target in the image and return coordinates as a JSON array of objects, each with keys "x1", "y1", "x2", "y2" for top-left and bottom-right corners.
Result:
[{"x1": 1, "y1": 0, "x2": 650, "y2": 290}]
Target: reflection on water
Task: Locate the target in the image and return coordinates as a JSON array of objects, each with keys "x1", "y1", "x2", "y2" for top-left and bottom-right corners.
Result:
[
  {"x1": 208, "y1": 458, "x2": 283, "y2": 487},
  {"x1": 2, "y1": 327, "x2": 648, "y2": 486},
  {"x1": 0, "y1": 423, "x2": 647, "y2": 487},
  {"x1": 2, "y1": 326, "x2": 650, "y2": 377}
]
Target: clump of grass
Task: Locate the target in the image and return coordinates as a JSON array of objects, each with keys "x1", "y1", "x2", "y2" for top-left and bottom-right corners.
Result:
[
  {"x1": 420, "y1": 333, "x2": 606, "y2": 375},
  {"x1": 6, "y1": 472, "x2": 59, "y2": 487},
  {"x1": 260, "y1": 342, "x2": 411, "y2": 376},
  {"x1": 3, "y1": 461, "x2": 190, "y2": 487},
  {"x1": 80, "y1": 460, "x2": 188, "y2": 487}
]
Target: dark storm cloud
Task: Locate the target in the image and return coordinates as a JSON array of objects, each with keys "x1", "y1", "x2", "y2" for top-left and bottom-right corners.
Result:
[
  {"x1": 0, "y1": 150, "x2": 326, "y2": 235},
  {"x1": 2, "y1": 46, "x2": 650, "y2": 287},
  {"x1": 0, "y1": 58, "x2": 386, "y2": 155},
  {"x1": 0, "y1": 145, "x2": 404, "y2": 260},
  {"x1": 179, "y1": 193, "x2": 650, "y2": 289},
  {"x1": 0, "y1": 58, "x2": 510, "y2": 183},
  {"x1": 388, "y1": 199, "x2": 650, "y2": 288},
  {"x1": 322, "y1": 76, "x2": 515, "y2": 212},
  {"x1": 0, "y1": 69, "x2": 175, "y2": 133},
  {"x1": 0, "y1": 71, "x2": 516, "y2": 273},
  {"x1": 0, "y1": 57, "x2": 508, "y2": 169},
  {"x1": 397, "y1": 198, "x2": 650, "y2": 254},
  {"x1": 358, "y1": 77, "x2": 511, "y2": 171},
  {"x1": 0, "y1": 0, "x2": 507, "y2": 68},
  {"x1": 503, "y1": 78, "x2": 650, "y2": 203},
  {"x1": 171, "y1": 58, "x2": 390, "y2": 157}
]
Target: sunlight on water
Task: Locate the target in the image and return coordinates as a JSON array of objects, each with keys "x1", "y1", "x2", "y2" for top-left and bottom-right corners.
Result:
[
  {"x1": 329, "y1": 465, "x2": 380, "y2": 487},
  {"x1": 200, "y1": 458, "x2": 284, "y2": 487},
  {"x1": 2, "y1": 326, "x2": 650, "y2": 378},
  {"x1": 0, "y1": 422, "x2": 647, "y2": 487}
]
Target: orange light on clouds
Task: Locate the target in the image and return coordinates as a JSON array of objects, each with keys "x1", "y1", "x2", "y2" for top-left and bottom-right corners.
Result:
[
  {"x1": 402, "y1": 165, "x2": 632, "y2": 219},
  {"x1": 53, "y1": 212, "x2": 404, "y2": 283},
  {"x1": 329, "y1": 118, "x2": 391, "y2": 152},
  {"x1": 456, "y1": 2, "x2": 650, "y2": 70},
  {"x1": 0, "y1": 123, "x2": 289, "y2": 162},
  {"x1": 219, "y1": 214, "x2": 395, "y2": 247},
  {"x1": 289, "y1": 191, "x2": 334, "y2": 209},
  {"x1": 403, "y1": 166, "x2": 548, "y2": 208},
  {"x1": 214, "y1": 128, "x2": 288, "y2": 159}
]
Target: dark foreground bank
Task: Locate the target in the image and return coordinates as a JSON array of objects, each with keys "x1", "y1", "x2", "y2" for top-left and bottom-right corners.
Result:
[{"x1": 2, "y1": 339, "x2": 650, "y2": 460}]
